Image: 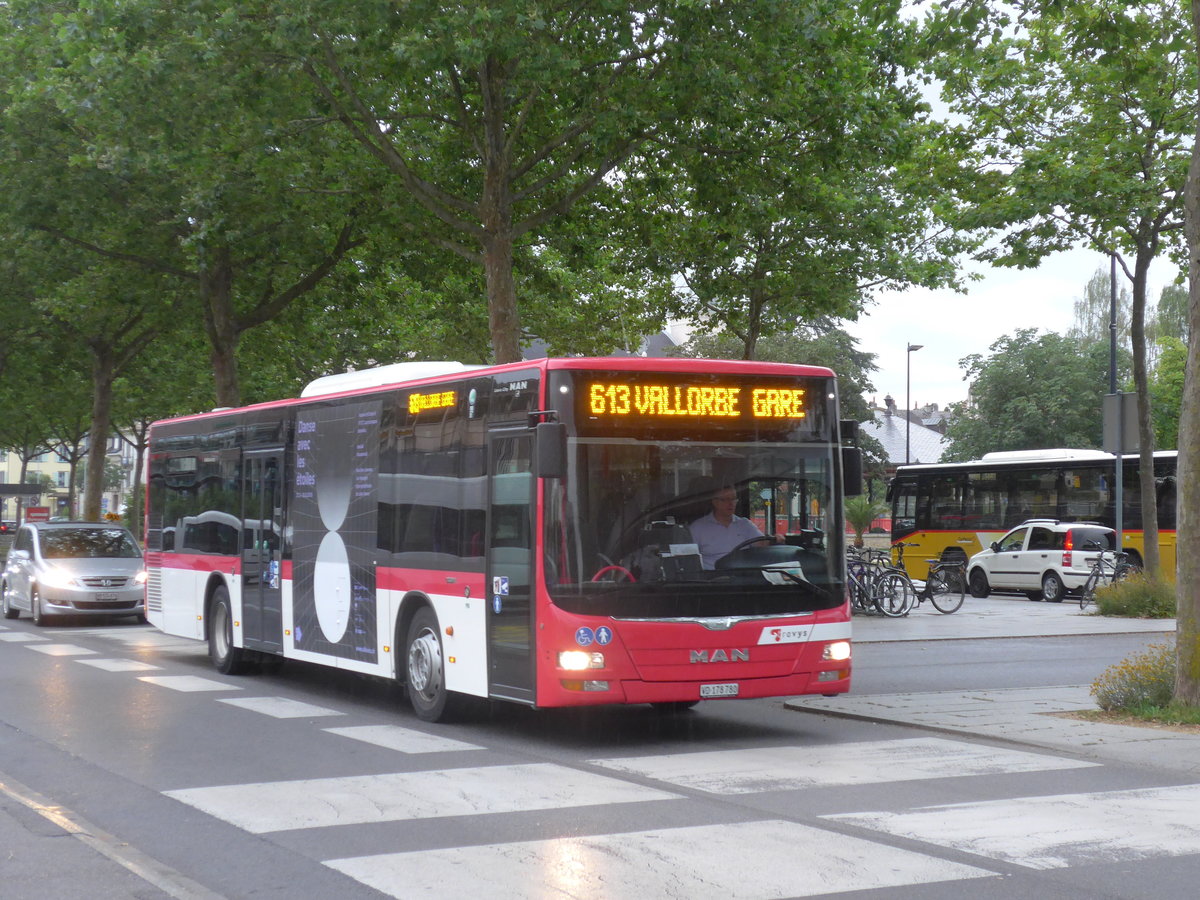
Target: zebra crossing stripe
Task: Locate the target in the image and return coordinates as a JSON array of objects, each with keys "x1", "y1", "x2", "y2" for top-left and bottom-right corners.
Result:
[
  {"x1": 164, "y1": 763, "x2": 680, "y2": 833},
  {"x1": 326, "y1": 820, "x2": 993, "y2": 899},
  {"x1": 77, "y1": 659, "x2": 161, "y2": 672},
  {"x1": 137, "y1": 675, "x2": 242, "y2": 692},
  {"x1": 26, "y1": 643, "x2": 96, "y2": 656},
  {"x1": 588, "y1": 737, "x2": 1097, "y2": 793},
  {"x1": 217, "y1": 697, "x2": 344, "y2": 718},
  {"x1": 827, "y1": 783, "x2": 1200, "y2": 869},
  {"x1": 323, "y1": 724, "x2": 483, "y2": 754}
]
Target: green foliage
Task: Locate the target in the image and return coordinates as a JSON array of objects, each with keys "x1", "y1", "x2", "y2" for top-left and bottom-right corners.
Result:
[
  {"x1": 623, "y1": 3, "x2": 975, "y2": 359},
  {"x1": 1148, "y1": 337, "x2": 1185, "y2": 449},
  {"x1": 675, "y1": 328, "x2": 879, "y2": 423},
  {"x1": 123, "y1": 483, "x2": 145, "y2": 542},
  {"x1": 844, "y1": 495, "x2": 887, "y2": 545},
  {"x1": 1094, "y1": 572, "x2": 1177, "y2": 619},
  {"x1": 941, "y1": 329, "x2": 1111, "y2": 460},
  {"x1": 1091, "y1": 642, "x2": 1175, "y2": 712}
]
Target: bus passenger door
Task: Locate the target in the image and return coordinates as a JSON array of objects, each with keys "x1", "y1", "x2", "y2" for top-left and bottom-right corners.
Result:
[
  {"x1": 241, "y1": 450, "x2": 284, "y2": 653},
  {"x1": 486, "y1": 431, "x2": 536, "y2": 704}
]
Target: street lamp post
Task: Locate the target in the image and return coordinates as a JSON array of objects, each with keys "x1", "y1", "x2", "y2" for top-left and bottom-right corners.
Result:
[{"x1": 906, "y1": 343, "x2": 923, "y2": 465}]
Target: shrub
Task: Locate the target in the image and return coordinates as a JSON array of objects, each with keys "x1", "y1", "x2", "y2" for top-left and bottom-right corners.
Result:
[
  {"x1": 1094, "y1": 572, "x2": 1176, "y2": 618},
  {"x1": 1090, "y1": 642, "x2": 1175, "y2": 712}
]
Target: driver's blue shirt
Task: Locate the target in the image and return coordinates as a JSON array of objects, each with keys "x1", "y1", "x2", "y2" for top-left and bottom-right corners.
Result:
[{"x1": 690, "y1": 512, "x2": 765, "y2": 569}]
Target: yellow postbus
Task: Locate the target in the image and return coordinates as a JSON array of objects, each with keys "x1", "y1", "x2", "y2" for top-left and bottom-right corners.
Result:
[{"x1": 887, "y1": 449, "x2": 1177, "y2": 580}]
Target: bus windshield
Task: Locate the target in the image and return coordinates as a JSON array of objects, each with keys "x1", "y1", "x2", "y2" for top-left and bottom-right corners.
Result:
[{"x1": 545, "y1": 437, "x2": 842, "y2": 619}]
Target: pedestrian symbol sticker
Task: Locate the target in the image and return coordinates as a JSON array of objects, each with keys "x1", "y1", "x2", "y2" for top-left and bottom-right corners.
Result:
[{"x1": 595, "y1": 626, "x2": 613, "y2": 645}]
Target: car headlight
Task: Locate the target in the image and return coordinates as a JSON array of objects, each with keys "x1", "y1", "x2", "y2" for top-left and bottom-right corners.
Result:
[
  {"x1": 38, "y1": 567, "x2": 80, "y2": 590},
  {"x1": 134, "y1": 570, "x2": 149, "y2": 585}
]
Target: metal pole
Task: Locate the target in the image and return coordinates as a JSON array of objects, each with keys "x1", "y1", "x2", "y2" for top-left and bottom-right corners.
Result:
[
  {"x1": 905, "y1": 343, "x2": 923, "y2": 465},
  {"x1": 1111, "y1": 253, "x2": 1124, "y2": 549}
]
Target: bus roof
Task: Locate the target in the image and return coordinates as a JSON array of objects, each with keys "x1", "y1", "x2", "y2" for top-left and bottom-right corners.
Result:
[
  {"x1": 153, "y1": 356, "x2": 838, "y2": 426},
  {"x1": 895, "y1": 448, "x2": 1177, "y2": 474}
]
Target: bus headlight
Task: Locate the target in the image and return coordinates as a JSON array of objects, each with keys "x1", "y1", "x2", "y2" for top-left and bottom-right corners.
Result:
[
  {"x1": 822, "y1": 641, "x2": 851, "y2": 662},
  {"x1": 558, "y1": 650, "x2": 605, "y2": 671}
]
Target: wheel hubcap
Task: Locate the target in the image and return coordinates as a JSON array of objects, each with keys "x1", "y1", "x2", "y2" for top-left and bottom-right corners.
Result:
[
  {"x1": 214, "y1": 605, "x2": 229, "y2": 658},
  {"x1": 408, "y1": 628, "x2": 442, "y2": 699}
]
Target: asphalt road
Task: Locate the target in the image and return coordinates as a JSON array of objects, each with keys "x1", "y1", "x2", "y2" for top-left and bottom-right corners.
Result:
[{"x1": 1, "y1": 618, "x2": 1195, "y2": 900}]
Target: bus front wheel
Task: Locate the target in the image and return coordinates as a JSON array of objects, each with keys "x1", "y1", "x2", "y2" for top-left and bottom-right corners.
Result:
[
  {"x1": 209, "y1": 586, "x2": 250, "y2": 675},
  {"x1": 406, "y1": 607, "x2": 453, "y2": 722}
]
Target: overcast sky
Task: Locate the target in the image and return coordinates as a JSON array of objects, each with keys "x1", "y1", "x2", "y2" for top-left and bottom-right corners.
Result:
[{"x1": 847, "y1": 248, "x2": 1180, "y2": 413}]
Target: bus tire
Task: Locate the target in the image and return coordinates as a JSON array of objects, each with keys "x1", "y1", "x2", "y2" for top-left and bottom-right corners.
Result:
[
  {"x1": 209, "y1": 585, "x2": 250, "y2": 675},
  {"x1": 406, "y1": 606, "x2": 453, "y2": 722}
]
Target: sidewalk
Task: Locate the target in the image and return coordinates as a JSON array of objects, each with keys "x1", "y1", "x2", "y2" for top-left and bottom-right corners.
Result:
[{"x1": 786, "y1": 594, "x2": 1199, "y2": 776}]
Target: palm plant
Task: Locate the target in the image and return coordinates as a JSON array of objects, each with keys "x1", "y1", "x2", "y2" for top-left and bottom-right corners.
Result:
[{"x1": 844, "y1": 495, "x2": 887, "y2": 548}]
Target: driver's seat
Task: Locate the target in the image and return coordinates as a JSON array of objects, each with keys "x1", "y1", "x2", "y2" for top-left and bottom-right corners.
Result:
[{"x1": 630, "y1": 519, "x2": 701, "y2": 581}]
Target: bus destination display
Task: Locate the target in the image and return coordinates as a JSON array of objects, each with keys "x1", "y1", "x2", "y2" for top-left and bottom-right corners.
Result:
[{"x1": 586, "y1": 381, "x2": 809, "y2": 421}]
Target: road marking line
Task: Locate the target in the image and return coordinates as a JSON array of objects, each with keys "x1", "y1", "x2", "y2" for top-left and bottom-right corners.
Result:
[
  {"x1": 0, "y1": 771, "x2": 227, "y2": 900},
  {"x1": 588, "y1": 737, "x2": 1097, "y2": 793},
  {"x1": 26, "y1": 643, "x2": 97, "y2": 656},
  {"x1": 165, "y1": 763, "x2": 680, "y2": 833},
  {"x1": 323, "y1": 724, "x2": 483, "y2": 753},
  {"x1": 827, "y1": 783, "x2": 1200, "y2": 869},
  {"x1": 217, "y1": 696, "x2": 344, "y2": 718},
  {"x1": 138, "y1": 675, "x2": 243, "y2": 692},
  {"x1": 77, "y1": 658, "x2": 162, "y2": 672},
  {"x1": 327, "y1": 819, "x2": 993, "y2": 898}
]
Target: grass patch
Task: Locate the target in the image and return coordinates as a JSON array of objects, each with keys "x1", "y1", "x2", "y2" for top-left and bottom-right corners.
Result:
[
  {"x1": 1093, "y1": 572, "x2": 1176, "y2": 618},
  {"x1": 1066, "y1": 707, "x2": 1200, "y2": 732}
]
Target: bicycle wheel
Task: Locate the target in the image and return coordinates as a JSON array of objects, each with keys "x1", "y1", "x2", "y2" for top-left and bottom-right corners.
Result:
[
  {"x1": 846, "y1": 561, "x2": 871, "y2": 614},
  {"x1": 1079, "y1": 571, "x2": 1100, "y2": 609},
  {"x1": 928, "y1": 567, "x2": 965, "y2": 614},
  {"x1": 874, "y1": 571, "x2": 916, "y2": 617}
]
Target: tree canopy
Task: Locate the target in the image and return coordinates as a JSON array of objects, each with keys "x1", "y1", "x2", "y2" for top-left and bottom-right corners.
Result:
[{"x1": 942, "y1": 329, "x2": 1114, "y2": 461}]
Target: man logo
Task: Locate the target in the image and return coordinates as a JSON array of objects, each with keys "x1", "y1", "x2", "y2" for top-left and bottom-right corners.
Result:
[{"x1": 690, "y1": 648, "x2": 749, "y2": 663}]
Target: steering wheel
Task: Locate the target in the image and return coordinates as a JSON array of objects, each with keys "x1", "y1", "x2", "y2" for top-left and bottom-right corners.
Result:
[
  {"x1": 591, "y1": 565, "x2": 636, "y2": 583},
  {"x1": 725, "y1": 536, "x2": 773, "y2": 556}
]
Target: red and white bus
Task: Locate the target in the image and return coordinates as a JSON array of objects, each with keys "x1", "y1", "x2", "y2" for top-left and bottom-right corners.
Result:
[{"x1": 146, "y1": 357, "x2": 858, "y2": 720}]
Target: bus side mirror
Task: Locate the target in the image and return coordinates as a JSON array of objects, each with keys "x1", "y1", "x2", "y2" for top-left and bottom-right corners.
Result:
[
  {"x1": 842, "y1": 446, "x2": 863, "y2": 496},
  {"x1": 536, "y1": 422, "x2": 566, "y2": 479}
]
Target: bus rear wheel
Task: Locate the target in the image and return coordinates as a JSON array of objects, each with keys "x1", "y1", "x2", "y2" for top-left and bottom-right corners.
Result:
[{"x1": 406, "y1": 607, "x2": 453, "y2": 722}]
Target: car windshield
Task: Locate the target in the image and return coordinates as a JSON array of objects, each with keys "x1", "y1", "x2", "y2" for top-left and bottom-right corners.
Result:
[{"x1": 39, "y1": 528, "x2": 141, "y2": 559}]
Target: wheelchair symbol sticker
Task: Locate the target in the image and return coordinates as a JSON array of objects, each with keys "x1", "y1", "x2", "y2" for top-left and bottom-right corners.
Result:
[{"x1": 575, "y1": 627, "x2": 595, "y2": 647}]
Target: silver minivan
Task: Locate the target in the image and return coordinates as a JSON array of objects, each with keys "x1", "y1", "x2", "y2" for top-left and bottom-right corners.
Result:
[{"x1": 2, "y1": 522, "x2": 147, "y2": 624}]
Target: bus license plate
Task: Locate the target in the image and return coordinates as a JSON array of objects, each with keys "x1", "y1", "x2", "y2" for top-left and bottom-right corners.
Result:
[{"x1": 700, "y1": 683, "x2": 739, "y2": 698}]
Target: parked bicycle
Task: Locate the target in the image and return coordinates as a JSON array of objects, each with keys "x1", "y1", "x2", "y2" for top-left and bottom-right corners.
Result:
[
  {"x1": 847, "y1": 547, "x2": 914, "y2": 617},
  {"x1": 895, "y1": 542, "x2": 967, "y2": 614},
  {"x1": 1078, "y1": 544, "x2": 1134, "y2": 609}
]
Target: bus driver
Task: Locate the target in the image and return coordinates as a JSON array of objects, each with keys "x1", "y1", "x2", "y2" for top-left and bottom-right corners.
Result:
[{"x1": 690, "y1": 485, "x2": 783, "y2": 569}]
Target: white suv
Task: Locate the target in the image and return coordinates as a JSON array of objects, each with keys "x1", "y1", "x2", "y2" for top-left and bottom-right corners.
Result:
[{"x1": 966, "y1": 519, "x2": 1117, "y2": 602}]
